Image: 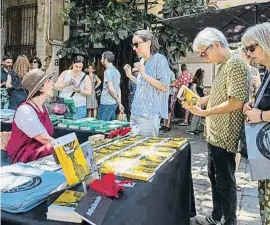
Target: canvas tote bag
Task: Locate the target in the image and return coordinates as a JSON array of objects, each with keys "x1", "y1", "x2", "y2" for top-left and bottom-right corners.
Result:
[{"x1": 245, "y1": 74, "x2": 270, "y2": 181}]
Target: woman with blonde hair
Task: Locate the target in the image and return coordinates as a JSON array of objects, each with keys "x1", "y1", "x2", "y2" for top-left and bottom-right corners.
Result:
[
  {"x1": 6, "y1": 55, "x2": 30, "y2": 110},
  {"x1": 242, "y1": 22, "x2": 270, "y2": 225}
]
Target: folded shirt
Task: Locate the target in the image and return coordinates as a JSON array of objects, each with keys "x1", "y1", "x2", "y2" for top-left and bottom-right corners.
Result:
[{"x1": 1, "y1": 163, "x2": 66, "y2": 213}]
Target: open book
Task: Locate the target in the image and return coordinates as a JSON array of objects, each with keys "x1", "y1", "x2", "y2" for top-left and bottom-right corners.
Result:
[{"x1": 177, "y1": 85, "x2": 200, "y2": 106}]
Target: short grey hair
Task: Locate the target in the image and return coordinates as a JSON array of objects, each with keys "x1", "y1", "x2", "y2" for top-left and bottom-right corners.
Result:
[
  {"x1": 242, "y1": 22, "x2": 270, "y2": 57},
  {"x1": 134, "y1": 30, "x2": 160, "y2": 54},
  {"x1": 102, "y1": 51, "x2": 115, "y2": 63},
  {"x1": 193, "y1": 27, "x2": 229, "y2": 52}
]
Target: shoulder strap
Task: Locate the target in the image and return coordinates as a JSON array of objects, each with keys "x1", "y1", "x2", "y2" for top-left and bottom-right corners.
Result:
[
  {"x1": 78, "y1": 73, "x2": 87, "y2": 85},
  {"x1": 70, "y1": 73, "x2": 87, "y2": 98},
  {"x1": 254, "y1": 72, "x2": 270, "y2": 108}
]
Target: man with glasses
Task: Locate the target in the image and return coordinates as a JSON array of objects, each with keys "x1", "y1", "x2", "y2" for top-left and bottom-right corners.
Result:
[{"x1": 182, "y1": 28, "x2": 249, "y2": 225}]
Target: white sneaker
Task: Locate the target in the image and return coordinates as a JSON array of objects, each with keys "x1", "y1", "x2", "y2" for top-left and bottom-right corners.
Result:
[{"x1": 195, "y1": 215, "x2": 221, "y2": 225}]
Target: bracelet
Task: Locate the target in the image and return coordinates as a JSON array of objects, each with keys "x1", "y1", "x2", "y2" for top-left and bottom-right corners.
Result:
[{"x1": 260, "y1": 110, "x2": 264, "y2": 122}]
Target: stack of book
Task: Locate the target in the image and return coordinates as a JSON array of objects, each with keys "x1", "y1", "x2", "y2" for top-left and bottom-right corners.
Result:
[{"x1": 47, "y1": 189, "x2": 112, "y2": 225}]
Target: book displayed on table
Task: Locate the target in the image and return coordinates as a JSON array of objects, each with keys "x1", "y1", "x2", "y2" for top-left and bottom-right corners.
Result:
[
  {"x1": 74, "y1": 189, "x2": 112, "y2": 225},
  {"x1": 177, "y1": 85, "x2": 200, "y2": 106},
  {"x1": 47, "y1": 190, "x2": 85, "y2": 223},
  {"x1": 27, "y1": 156, "x2": 61, "y2": 172},
  {"x1": 52, "y1": 133, "x2": 90, "y2": 186}
]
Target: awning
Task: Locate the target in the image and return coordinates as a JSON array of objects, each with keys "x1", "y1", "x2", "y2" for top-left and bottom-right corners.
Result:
[{"x1": 160, "y1": 2, "x2": 270, "y2": 43}]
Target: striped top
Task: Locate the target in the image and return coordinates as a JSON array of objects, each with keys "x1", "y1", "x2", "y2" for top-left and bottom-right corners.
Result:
[{"x1": 131, "y1": 53, "x2": 171, "y2": 119}]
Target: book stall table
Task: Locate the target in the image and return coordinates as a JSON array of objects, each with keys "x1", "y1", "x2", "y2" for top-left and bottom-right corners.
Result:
[
  {"x1": 1, "y1": 141, "x2": 196, "y2": 225},
  {"x1": 1, "y1": 118, "x2": 130, "y2": 143}
]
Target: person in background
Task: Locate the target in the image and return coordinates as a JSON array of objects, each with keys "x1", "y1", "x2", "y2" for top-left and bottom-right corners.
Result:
[
  {"x1": 189, "y1": 68, "x2": 205, "y2": 135},
  {"x1": 183, "y1": 27, "x2": 249, "y2": 225},
  {"x1": 1, "y1": 55, "x2": 13, "y2": 88},
  {"x1": 29, "y1": 57, "x2": 42, "y2": 69},
  {"x1": 242, "y1": 22, "x2": 270, "y2": 225},
  {"x1": 98, "y1": 51, "x2": 124, "y2": 121},
  {"x1": 6, "y1": 69, "x2": 55, "y2": 163},
  {"x1": 124, "y1": 30, "x2": 170, "y2": 137},
  {"x1": 160, "y1": 70, "x2": 176, "y2": 133},
  {"x1": 55, "y1": 55, "x2": 92, "y2": 120},
  {"x1": 1, "y1": 55, "x2": 13, "y2": 109},
  {"x1": 6, "y1": 55, "x2": 29, "y2": 110},
  {"x1": 86, "y1": 64, "x2": 101, "y2": 117},
  {"x1": 128, "y1": 68, "x2": 138, "y2": 114},
  {"x1": 175, "y1": 64, "x2": 193, "y2": 126}
]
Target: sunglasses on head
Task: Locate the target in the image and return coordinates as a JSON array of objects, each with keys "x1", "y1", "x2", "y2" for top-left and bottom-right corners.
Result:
[
  {"x1": 245, "y1": 44, "x2": 258, "y2": 53},
  {"x1": 131, "y1": 42, "x2": 144, "y2": 48},
  {"x1": 200, "y1": 45, "x2": 212, "y2": 58}
]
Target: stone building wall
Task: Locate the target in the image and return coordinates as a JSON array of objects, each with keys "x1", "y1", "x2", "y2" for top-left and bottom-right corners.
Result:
[{"x1": 1, "y1": 0, "x2": 67, "y2": 76}]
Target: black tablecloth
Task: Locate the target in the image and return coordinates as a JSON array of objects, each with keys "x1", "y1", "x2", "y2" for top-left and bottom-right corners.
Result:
[
  {"x1": 1, "y1": 143, "x2": 196, "y2": 225},
  {"x1": 1, "y1": 122, "x2": 101, "y2": 143}
]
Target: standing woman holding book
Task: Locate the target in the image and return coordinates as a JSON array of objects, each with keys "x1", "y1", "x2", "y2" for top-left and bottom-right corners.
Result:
[
  {"x1": 6, "y1": 55, "x2": 29, "y2": 110},
  {"x1": 123, "y1": 30, "x2": 171, "y2": 137},
  {"x1": 242, "y1": 22, "x2": 270, "y2": 225},
  {"x1": 55, "y1": 56, "x2": 92, "y2": 120}
]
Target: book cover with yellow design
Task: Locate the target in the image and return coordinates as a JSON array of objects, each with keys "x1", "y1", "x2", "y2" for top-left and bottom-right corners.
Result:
[
  {"x1": 47, "y1": 190, "x2": 85, "y2": 223},
  {"x1": 52, "y1": 133, "x2": 90, "y2": 186},
  {"x1": 122, "y1": 165, "x2": 155, "y2": 181},
  {"x1": 177, "y1": 84, "x2": 200, "y2": 106}
]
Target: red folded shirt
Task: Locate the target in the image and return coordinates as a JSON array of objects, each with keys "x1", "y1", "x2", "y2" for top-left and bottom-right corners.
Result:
[{"x1": 90, "y1": 173, "x2": 130, "y2": 198}]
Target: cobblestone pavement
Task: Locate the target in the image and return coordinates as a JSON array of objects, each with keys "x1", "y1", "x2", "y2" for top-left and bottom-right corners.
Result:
[{"x1": 161, "y1": 121, "x2": 261, "y2": 225}]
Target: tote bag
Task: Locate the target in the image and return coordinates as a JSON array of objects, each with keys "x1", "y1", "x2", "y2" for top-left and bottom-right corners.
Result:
[{"x1": 245, "y1": 74, "x2": 270, "y2": 181}]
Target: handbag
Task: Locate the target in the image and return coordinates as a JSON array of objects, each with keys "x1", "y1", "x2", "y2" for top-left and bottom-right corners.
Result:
[
  {"x1": 51, "y1": 96, "x2": 67, "y2": 115},
  {"x1": 245, "y1": 74, "x2": 270, "y2": 181}
]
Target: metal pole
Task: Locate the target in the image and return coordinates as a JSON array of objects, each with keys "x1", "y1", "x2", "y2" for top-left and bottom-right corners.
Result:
[{"x1": 144, "y1": 0, "x2": 148, "y2": 29}]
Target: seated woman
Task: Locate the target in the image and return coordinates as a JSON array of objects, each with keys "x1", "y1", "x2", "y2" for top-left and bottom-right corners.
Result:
[{"x1": 6, "y1": 69, "x2": 55, "y2": 163}]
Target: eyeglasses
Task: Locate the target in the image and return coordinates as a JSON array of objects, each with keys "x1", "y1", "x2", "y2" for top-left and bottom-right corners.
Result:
[
  {"x1": 200, "y1": 45, "x2": 212, "y2": 58},
  {"x1": 245, "y1": 44, "x2": 258, "y2": 53},
  {"x1": 131, "y1": 42, "x2": 144, "y2": 48}
]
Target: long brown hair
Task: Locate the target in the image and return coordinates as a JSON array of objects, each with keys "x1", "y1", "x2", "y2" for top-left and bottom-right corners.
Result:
[
  {"x1": 13, "y1": 55, "x2": 30, "y2": 79},
  {"x1": 193, "y1": 68, "x2": 204, "y2": 86}
]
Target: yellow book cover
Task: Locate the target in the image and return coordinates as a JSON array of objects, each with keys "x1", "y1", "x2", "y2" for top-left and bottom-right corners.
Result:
[
  {"x1": 50, "y1": 190, "x2": 85, "y2": 208},
  {"x1": 52, "y1": 133, "x2": 90, "y2": 186},
  {"x1": 177, "y1": 85, "x2": 200, "y2": 106},
  {"x1": 122, "y1": 166, "x2": 155, "y2": 181}
]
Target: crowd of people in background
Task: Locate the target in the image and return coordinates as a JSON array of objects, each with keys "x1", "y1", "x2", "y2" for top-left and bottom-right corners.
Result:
[{"x1": 1, "y1": 23, "x2": 270, "y2": 224}]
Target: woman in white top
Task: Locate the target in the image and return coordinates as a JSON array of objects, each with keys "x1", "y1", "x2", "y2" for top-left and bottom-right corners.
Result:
[{"x1": 55, "y1": 56, "x2": 91, "y2": 120}]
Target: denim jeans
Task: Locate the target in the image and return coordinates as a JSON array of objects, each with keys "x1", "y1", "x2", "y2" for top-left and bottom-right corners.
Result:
[
  {"x1": 98, "y1": 104, "x2": 117, "y2": 121},
  {"x1": 190, "y1": 115, "x2": 201, "y2": 132},
  {"x1": 73, "y1": 106, "x2": 87, "y2": 120},
  {"x1": 130, "y1": 115, "x2": 160, "y2": 137},
  {"x1": 208, "y1": 143, "x2": 237, "y2": 225}
]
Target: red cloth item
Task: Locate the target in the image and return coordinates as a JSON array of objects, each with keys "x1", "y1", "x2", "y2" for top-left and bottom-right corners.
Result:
[
  {"x1": 119, "y1": 127, "x2": 131, "y2": 136},
  {"x1": 107, "y1": 127, "x2": 132, "y2": 138},
  {"x1": 90, "y1": 173, "x2": 126, "y2": 198},
  {"x1": 6, "y1": 101, "x2": 54, "y2": 163}
]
